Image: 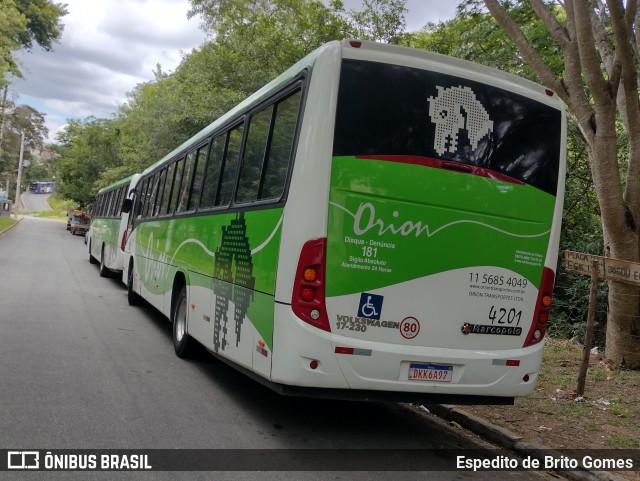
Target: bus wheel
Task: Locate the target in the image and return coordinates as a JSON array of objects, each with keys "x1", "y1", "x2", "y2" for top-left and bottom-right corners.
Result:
[
  {"x1": 172, "y1": 286, "x2": 197, "y2": 358},
  {"x1": 89, "y1": 242, "x2": 98, "y2": 265},
  {"x1": 99, "y1": 247, "x2": 111, "y2": 278},
  {"x1": 127, "y1": 262, "x2": 141, "y2": 306}
]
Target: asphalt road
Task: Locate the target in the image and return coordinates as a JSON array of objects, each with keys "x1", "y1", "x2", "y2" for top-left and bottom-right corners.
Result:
[
  {"x1": 21, "y1": 191, "x2": 52, "y2": 212},
  {"x1": 0, "y1": 217, "x2": 558, "y2": 480}
]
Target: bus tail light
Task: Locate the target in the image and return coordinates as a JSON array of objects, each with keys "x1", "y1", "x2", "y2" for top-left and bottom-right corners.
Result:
[
  {"x1": 292, "y1": 238, "x2": 330, "y2": 332},
  {"x1": 523, "y1": 267, "x2": 555, "y2": 347}
]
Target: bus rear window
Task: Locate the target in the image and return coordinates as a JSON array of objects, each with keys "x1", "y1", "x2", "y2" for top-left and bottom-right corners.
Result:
[{"x1": 333, "y1": 59, "x2": 561, "y2": 196}]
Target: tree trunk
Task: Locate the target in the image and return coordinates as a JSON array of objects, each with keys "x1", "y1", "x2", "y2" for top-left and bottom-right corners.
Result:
[
  {"x1": 606, "y1": 281, "x2": 640, "y2": 368},
  {"x1": 587, "y1": 116, "x2": 640, "y2": 368}
]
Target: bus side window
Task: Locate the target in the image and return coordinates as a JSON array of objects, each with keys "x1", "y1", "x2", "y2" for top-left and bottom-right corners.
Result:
[
  {"x1": 112, "y1": 188, "x2": 118, "y2": 216},
  {"x1": 152, "y1": 169, "x2": 167, "y2": 217},
  {"x1": 101, "y1": 191, "x2": 108, "y2": 218},
  {"x1": 115, "y1": 187, "x2": 123, "y2": 214},
  {"x1": 136, "y1": 179, "x2": 149, "y2": 221},
  {"x1": 188, "y1": 143, "x2": 208, "y2": 211},
  {"x1": 112, "y1": 189, "x2": 120, "y2": 216},
  {"x1": 119, "y1": 186, "x2": 127, "y2": 214},
  {"x1": 127, "y1": 191, "x2": 138, "y2": 229},
  {"x1": 260, "y1": 89, "x2": 302, "y2": 200},
  {"x1": 200, "y1": 134, "x2": 225, "y2": 209},
  {"x1": 114, "y1": 187, "x2": 123, "y2": 215},
  {"x1": 217, "y1": 123, "x2": 244, "y2": 207},
  {"x1": 105, "y1": 190, "x2": 114, "y2": 218},
  {"x1": 237, "y1": 106, "x2": 273, "y2": 203},
  {"x1": 168, "y1": 158, "x2": 185, "y2": 215},
  {"x1": 107, "y1": 190, "x2": 114, "y2": 216},
  {"x1": 144, "y1": 174, "x2": 159, "y2": 218},
  {"x1": 176, "y1": 150, "x2": 197, "y2": 214},
  {"x1": 115, "y1": 188, "x2": 122, "y2": 216},
  {"x1": 160, "y1": 163, "x2": 177, "y2": 216}
]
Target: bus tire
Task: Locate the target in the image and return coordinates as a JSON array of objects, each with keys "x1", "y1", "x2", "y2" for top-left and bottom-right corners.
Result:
[
  {"x1": 99, "y1": 247, "x2": 111, "y2": 278},
  {"x1": 127, "y1": 262, "x2": 141, "y2": 306},
  {"x1": 89, "y1": 242, "x2": 98, "y2": 264},
  {"x1": 172, "y1": 286, "x2": 197, "y2": 358}
]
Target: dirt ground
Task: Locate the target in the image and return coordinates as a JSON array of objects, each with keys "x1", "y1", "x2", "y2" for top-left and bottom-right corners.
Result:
[{"x1": 457, "y1": 338, "x2": 640, "y2": 477}]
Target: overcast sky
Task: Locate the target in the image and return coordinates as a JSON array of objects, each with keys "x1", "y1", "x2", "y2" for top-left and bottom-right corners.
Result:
[{"x1": 11, "y1": 0, "x2": 459, "y2": 143}]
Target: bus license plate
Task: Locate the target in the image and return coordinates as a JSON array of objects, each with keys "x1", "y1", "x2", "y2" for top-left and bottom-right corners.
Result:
[{"x1": 408, "y1": 364, "x2": 453, "y2": 382}]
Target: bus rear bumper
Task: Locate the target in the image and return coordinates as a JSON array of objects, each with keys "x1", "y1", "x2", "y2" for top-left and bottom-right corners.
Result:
[{"x1": 271, "y1": 304, "x2": 543, "y2": 400}]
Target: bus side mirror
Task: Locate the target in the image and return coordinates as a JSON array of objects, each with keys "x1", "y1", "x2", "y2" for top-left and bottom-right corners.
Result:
[{"x1": 121, "y1": 198, "x2": 133, "y2": 214}]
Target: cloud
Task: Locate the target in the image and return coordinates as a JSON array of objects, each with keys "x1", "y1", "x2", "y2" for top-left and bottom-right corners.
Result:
[
  {"x1": 13, "y1": 0, "x2": 207, "y2": 139},
  {"x1": 406, "y1": 0, "x2": 459, "y2": 28}
]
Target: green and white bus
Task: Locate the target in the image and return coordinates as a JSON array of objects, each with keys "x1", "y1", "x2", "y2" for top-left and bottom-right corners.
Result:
[
  {"x1": 89, "y1": 174, "x2": 141, "y2": 278},
  {"x1": 124, "y1": 40, "x2": 566, "y2": 404}
]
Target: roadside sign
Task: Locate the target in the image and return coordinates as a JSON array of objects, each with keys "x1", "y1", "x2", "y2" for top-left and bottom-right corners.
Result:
[
  {"x1": 564, "y1": 251, "x2": 605, "y2": 277},
  {"x1": 564, "y1": 250, "x2": 640, "y2": 286},
  {"x1": 563, "y1": 250, "x2": 640, "y2": 396}
]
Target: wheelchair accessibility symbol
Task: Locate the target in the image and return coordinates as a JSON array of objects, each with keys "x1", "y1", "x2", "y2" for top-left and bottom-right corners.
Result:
[{"x1": 358, "y1": 293, "x2": 383, "y2": 320}]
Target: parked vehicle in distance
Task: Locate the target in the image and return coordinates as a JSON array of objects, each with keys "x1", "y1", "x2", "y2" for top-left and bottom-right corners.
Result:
[
  {"x1": 68, "y1": 209, "x2": 91, "y2": 236},
  {"x1": 123, "y1": 40, "x2": 566, "y2": 404}
]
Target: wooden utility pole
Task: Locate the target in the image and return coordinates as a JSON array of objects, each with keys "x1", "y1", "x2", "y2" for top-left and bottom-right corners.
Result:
[
  {"x1": 0, "y1": 84, "x2": 8, "y2": 151},
  {"x1": 13, "y1": 130, "x2": 24, "y2": 219}
]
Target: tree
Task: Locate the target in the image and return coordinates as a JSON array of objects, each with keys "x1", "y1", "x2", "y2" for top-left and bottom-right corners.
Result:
[
  {"x1": 0, "y1": 103, "x2": 48, "y2": 173},
  {"x1": 189, "y1": 0, "x2": 409, "y2": 46},
  {"x1": 0, "y1": 0, "x2": 67, "y2": 81},
  {"x1": 6, "y1": 105, "x2": 48, "y2": 150},
  {"x1": 189, "y1": 0, "x2": 356, "y2": 91},
  {"x1": 0, "y1": 0, "x2": 27, "y2": 79},
  {"x1": 347, "y1": 0, "x2": 408, "y2": 43},
  {"x1": 55, "y1": 118, "x2": 122, "y2": 206},
  {"x1": 116, "y1": 69, "x2": 197, "y2": 176},
  {"x1": 14, "y1": 0, "x2": 67, "y2": 52},
  {"x1": 478, "y1": 0, "x2": 640, "y2": 368}
]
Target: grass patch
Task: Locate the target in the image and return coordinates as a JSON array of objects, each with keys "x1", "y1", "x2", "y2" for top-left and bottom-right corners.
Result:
[
  {"x1": 31, "y1": 193, "x2": 75, "y2": 221},
  {"x1": 606, "y1": 434, "x2": 640, "y2": 448},
  {"x1": 582, "y1": 422, "x2": 600, "y2": 432},
  {"x1": 48, "y1": 193, "x2": 74, "y2": 212},
  {"x1": 0, "y1": 216, "x2": 17, "y2": 233},
  {"x1": 37, "y1": 209, "x2": 67, "y2": 221}
]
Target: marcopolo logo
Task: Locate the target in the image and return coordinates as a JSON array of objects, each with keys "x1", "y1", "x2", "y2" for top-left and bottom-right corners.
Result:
[
  {"x1": 357, "y1": 293, "x2": 383, "y2": 320},
  {"x1": 8, "y1": 451, "x2": 39, "y2": 469},
  {"x1": 461, "y1": 322, "x2": 522, "y2": 336}
]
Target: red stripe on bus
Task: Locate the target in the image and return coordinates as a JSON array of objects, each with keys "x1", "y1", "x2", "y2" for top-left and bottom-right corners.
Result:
[{"x1": 355, "y1": 155, "x2": 524, "y2": 185}]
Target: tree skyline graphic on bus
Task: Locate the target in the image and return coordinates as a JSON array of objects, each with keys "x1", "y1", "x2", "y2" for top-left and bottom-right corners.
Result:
[
  {"x1": 427, "y1": 85, "x2": 494, "y2": 155},
  {"x1": 212, "y1": 213, "x2": 256, "y2": 353}
]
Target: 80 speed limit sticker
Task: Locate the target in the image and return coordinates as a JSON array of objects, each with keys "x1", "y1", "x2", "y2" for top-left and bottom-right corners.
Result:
[{"x1": 400, "y1": 317, "x2": 420, "y2": 339}]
